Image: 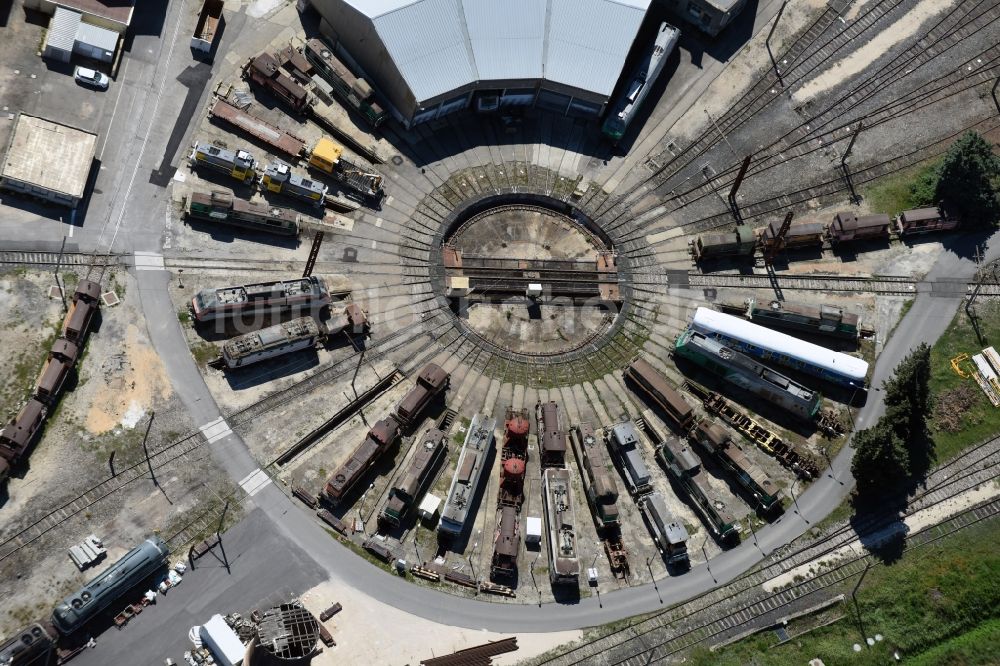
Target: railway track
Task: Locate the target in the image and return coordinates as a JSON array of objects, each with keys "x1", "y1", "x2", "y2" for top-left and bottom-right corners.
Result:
[
  {"x1": 538, "y1": 434, "x2": 1000, "y2": 665},
  {"x1": 685, "y1": 272, "x2": 918, "y2": 294}
]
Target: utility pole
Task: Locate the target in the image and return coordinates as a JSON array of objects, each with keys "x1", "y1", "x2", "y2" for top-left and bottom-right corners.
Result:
[
  {"x1": 728, "y1": 154, "x2": 752, "y2": 224},
  {"x1": 841, "y1": 121, "x2": 864, "y2": 204},
  {"x1": 992, "y1": 77, "x2": 1000, "y2": 114},
  {"x1": 766, "y1": 1, "x2": 788, "y2": 88}
]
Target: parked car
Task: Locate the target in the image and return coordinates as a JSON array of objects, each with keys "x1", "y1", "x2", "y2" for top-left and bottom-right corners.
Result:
[{"x1": 73, "y1": 66, "x2": 109, "y2": 90}]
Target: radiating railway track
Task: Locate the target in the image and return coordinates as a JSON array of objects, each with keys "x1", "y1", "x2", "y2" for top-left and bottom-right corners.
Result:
[{"x1": 539, "y1": 433, "x2": 1000, "y2": 665}]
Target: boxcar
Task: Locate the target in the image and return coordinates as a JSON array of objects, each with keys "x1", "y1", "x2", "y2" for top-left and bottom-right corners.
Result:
[
  {"x1": 828, "y1": 212, "x2": 892, "y2": 243},
  {"x1": 624, "y1": 358, "x2": 694, "y2": 431},
  {"x1": 760, "y1": 220, "x2": 825, "y2": 251},
  {"x1": 395, "y1": 364, "x2": 449, "y2": 425},
  {"x1": 0, "y1": 399, "x2": 48, "y2": 471},
  {"x1": 692, "y1": 224, "x2": 755, "y2": 261},
  {"x1": 324, "y1": 416, "x2": 400, "y2": 504},
  {"x1": 895, "y1": 205, "x2": 959, "y2": 235}
]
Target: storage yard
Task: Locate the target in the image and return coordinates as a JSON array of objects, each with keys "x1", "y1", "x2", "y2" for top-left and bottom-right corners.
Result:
[{"x1": 1, "y1": 0, "x2": 999, "y2": 663}]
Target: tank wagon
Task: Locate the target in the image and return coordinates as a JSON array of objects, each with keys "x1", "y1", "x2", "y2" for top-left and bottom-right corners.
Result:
[
  {"x1": 378, "y1": 428, "x2": 447, "y2": 529},
  {"x1": 624, "y1": 358, "x2": 695, "y2": 431},
  {"x1": 741, "y1": 298, "x2": 859, "y2": 340},
  {"x1": 607, "y1": 421, "x2": 652, "y2": 496},
  {"x1": 691, "y1": 422, "x2": 782, "y2": 514},
  {"x1": 602, "y1": 22, "x2": 681, "y2": 142},
  {"x1": 189, "y1": 141, "x2": 257, "y2": 183},
  {"x1": 395, "y1": 363, "x2": 449, "y2": 426},
  {"x1": 220, "y1": 316, "x2": 321, "y2": 369},
  {"x1": 490, "y1": 504, "x2": 521, "y2": 579},
  {"x1": 52, "y1": 536, "x2": 169, "y2": 635},
  {"x1": 0, "y1": 622, "x2": 57, "y2": 665},
  {"x1": 439, "y1": 413, "x2": 496, "y2": 539},
  {"x1": 191, "y1": 276, "x2": 333, "y2": 322},
  {"x1": 186, "y1": 190, "x2": 299, "y2": 236},
  {"x1": 543, "y1": 467, "x2": 581, "y2": 585},
  {"x1": 828, "y1": 212, "x2": 892, "y2": 243},
  {"x1": 536, "y1": 401, "x2": 567, "y2": 467},
  {"x1": 759, "y1": 219, "x2": 825, "y2": 251},
  {"x1": 639, "y1": 493, "x2": 689, "y2": 566},
  {"x1": 303, "y1": 38, "x2": 388, "y2": 128},
  {"x1": 498, "y1": 408, "x2": 529, "y2": 509},
  {"x1": 657, "y1": 437, "x2": 737, "y2": 543},
  {"x1": 243, "y1": 52, "x2": 309, "y2": 113},
  {"x1": 323, "y1": 416, "x2": 400, "y2": 505},
  {"x1": 895, "y1": 204, "x2": 959, "y2": 235},
  {"x1": 260, "y1": 161, "x2": 327, "y2": 206},
  {"x1": 675, "y1": 329, "x2": 821, "y2": 421},
  {"x1": 325, "y1": 364, "x2": 448, "y2": 505},
  {"x1": 691, "y1": 307, "x2": 869, "y2": 389},
  {"x1": 692, "y1": 224, "x2": 756, "y2": 261}
]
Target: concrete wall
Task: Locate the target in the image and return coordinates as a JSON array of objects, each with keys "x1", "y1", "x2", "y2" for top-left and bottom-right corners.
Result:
[{"x1": 0, "y1": 177, "x2": 78, "y2": 208}]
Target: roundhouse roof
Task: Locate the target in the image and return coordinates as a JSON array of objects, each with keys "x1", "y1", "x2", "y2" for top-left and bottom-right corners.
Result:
[{"x1": 338, "y1": 0, "x2": 652, "y2": 103}]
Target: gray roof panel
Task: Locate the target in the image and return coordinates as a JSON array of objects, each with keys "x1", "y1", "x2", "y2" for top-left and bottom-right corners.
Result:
[
  {"x1": 338, "y1": 0, "x2": 651, "y2": 104},
  {"x1": 546, "y1": 0, "x2": 648, "y2": 96},
  {"x1": 373, "y1": 0, "x2": 477, "y2": 103}
]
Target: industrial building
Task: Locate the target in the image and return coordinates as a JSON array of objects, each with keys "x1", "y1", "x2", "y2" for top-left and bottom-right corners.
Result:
[
  {"x1": 306, "y1": 0, "x2": 656, "y2": 127},
  {"x1": 25, "y1": 0, "x2": 135, "y2": 33},
  {"x1": 0, "y1": 113, "x2": 98, "y2": 208},
  {"x1": 43, "y1": 6, "x2": 120, "y2": 64}
]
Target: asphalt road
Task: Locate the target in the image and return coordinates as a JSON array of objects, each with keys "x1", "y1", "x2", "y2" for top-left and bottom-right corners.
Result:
[
  {"x1": 2, "y1": 0, "x2": 998, "y2": 643},
  {"x1": 70, "y1": 508, "x2": 328, "y2": 666}
]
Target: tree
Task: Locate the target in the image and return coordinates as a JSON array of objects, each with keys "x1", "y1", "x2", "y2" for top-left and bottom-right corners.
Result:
[
  {"x1": 882, "y1": 344, "x2": 934, "y2": 474},
  {"x1": 852, "y1": 421, "x2": 909, "y2": 497},
  {"x1": 934, "y1": 131, "x2": 1000, "y2": 227}
]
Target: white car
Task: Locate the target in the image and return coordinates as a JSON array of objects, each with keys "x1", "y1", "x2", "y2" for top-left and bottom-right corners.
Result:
[{"x1": 73, "y1": 66, "x2": 109, "y2": 90}]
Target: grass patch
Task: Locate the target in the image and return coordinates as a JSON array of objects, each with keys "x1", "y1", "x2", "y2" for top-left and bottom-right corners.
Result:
[
  {"x1": 862, "y1": 158, "x2": 939, "y2": 216},
  {"x1": 692, "y1": 518, "x2": 1000, "y2": 666},
  {"x1": 905, "y1": 617, "x2": 1000, "y2": 666},
  {"x1": 177, "y1": 308, "x2": 191, "y2": 325},
  {"x1": 927, "y1": 301, "x2": 1000, "y2": 462},
  {"x1": 0, "y1": 323, "x2": 59, "y2": 417},
  {"x1": 189, "y1": 341, "x2": 219, "y2": 367}
]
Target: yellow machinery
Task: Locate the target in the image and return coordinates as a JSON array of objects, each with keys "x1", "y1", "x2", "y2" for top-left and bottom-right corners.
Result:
[
  {"x1": 307, "y1": 137, "x2": 344, "y2": 174},
  {"x1": 950, "y1": 353, "x2": 970, "y2": 378}
]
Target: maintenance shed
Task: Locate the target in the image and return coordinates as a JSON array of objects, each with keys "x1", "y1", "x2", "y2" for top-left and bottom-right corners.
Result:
[
  {"x1": 0, "y1": 114, "x2": 98, "y2": 208},
  {"x1": 309, "y1": 0, "x2": 654, "y2": 127}
]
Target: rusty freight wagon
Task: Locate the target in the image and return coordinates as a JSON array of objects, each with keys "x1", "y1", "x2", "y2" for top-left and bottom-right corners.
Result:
[
  {"x1": 536, "y1": 401, "x2": 567, "y2": 467},
  {"x1": 759, "y1": 220, "x2": 825, "y2": 251},
  {"x1": 208, "y1": 99, "x2": 306, "y2": 159},
  {"x1": 624, "y1": 358, "x2": 694, "y2": 431},
  {"x1": 324, "y1": 416, "x2": 401, "y2": 505},
  {"x1": 61, "y1": 279, "x2": 101, "y2": 344},
  {"x1": 33, "y1": 339, "x2": 78, "y2": 405},
  {"x1": 827, "y1": 212, "x2": 892, "y2": 243},
  {"x1": 490, "y1": 505, "x2": 521, "y2": 579},
  {"x1": 395, "y1": 364, "x2": 449, "y2": 426},
  {"x1": 243, "y1": 52, "x2": 310, "y2": 113},
  {"x1": 0, "y1": 399, "x2": 48, "y2": 483},
  {"x1": 895, "y1": 204, "x2": 960, "y2": 235},
  {"x1": 497, "y1": 408, "x2": 529, "y2": 509}
]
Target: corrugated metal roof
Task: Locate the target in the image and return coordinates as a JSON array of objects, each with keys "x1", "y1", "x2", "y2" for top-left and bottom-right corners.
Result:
[
  {"x1": 339, "y1": 0, "x2": 651, "y2": 104},
  {"x1": 546, "y1": 0, "x2": 648, "y2": 95},
  {"x1": 373, "y1": 0, "x2": 476, "y2": 102},
  {"x1": 465, "y1": 0, "x2": 545, "y2": 81},
  {"x1": 75, "y1": 21, "x2": 119, "y2": 53},
  {"x1": 46, "y1": 7, "x2": 81, "y2": 53}
]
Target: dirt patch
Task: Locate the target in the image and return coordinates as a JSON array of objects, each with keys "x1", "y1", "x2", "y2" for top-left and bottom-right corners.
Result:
[
  {"x1": 932, "y1": 383, "x2": 981, "y2": 433},
  {"x1": 84, "y1": 323, "x2": 173, "y2": 434},
  {"x1": 298, "y1": 577, "x2": 581, "y2": 666}
]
